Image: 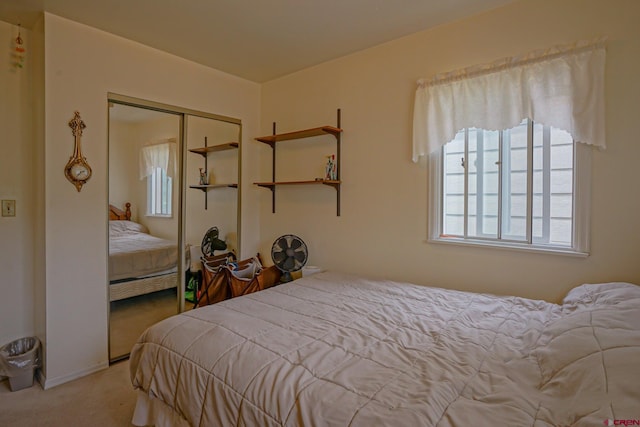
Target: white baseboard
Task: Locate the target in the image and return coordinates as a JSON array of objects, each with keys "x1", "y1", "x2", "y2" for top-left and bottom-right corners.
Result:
[{"x1": 39, "y1": 361, "x2": 109, "y2": 390}]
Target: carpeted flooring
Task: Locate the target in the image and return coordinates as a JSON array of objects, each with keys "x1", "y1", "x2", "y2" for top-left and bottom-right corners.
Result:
[
  {"x1": 0, "y1": 289, "x2": 193, "y2": 426},
  {"x1": 0, "y1": 360, "x2": 136, "y2": 426}
]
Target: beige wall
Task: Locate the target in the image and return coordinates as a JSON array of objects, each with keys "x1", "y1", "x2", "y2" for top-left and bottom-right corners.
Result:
[
  {"x1": 259, "y1": 0, "x2": 640, "y2": 303},
  {"x1": 108, "y1": 120, "x2": 138, "y2": 217},
  {"x1": 0, "y1": 21, "x2": 36, "y2": 348},
  {"x1": 41, "y1": 13, "x2": 260, "y2": 387}
]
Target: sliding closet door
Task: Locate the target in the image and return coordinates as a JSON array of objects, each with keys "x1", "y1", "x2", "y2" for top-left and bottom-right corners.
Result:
[
  {"x1": 108, "y1": 102, "x2": 182, "y2": 363},
  {"x1": 107, "y1": 94, "x2": 242, "y2": 363}
]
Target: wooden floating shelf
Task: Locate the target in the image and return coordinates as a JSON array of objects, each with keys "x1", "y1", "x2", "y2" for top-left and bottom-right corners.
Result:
[
  {"x1": 189, "y1": 142, "x2": 239, "y2": 156},
  {"x1": 255, "y1": 126, "x2": 342, "y2": 147},
  {"x1": 189, "y1": 184, "x2": 238, "y2": 192},
  {"x1": 254, "y1": 180, "x2": 340, "y2": 189}
]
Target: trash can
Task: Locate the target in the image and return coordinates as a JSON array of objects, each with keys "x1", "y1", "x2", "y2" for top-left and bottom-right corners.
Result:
[{"x1": 0, "y1": 337, "x2": 41, "y2": 392}]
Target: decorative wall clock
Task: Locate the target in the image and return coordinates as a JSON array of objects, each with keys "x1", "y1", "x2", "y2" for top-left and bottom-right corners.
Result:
[{"x1": 64, "y1": 111, "x2": 92, "y2": 192}]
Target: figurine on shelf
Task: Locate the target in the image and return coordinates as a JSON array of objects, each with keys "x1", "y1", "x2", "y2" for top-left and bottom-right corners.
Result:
[
  {"x1": 325, "y1": 154, "x2": 337, "y2": 181},
  {"x1": 199, "y1": 168, "x2": 208, "y2": 185}
]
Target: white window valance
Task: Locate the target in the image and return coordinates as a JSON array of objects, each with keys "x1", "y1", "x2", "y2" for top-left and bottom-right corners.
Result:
[
  {"x1": 139, "y1": 139, "x2": 177, "y2": 180},
  {"x1": 412, "y1": 38, "x2": 606, "y2": 163}
]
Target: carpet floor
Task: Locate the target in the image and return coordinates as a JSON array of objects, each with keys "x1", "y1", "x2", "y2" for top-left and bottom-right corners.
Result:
[
  {"x1": 0, "y1": 360, "x2": 136, "y2": 426},
  {"x1": 1, "y1": 290, "x2": 194, "y2": 426}
]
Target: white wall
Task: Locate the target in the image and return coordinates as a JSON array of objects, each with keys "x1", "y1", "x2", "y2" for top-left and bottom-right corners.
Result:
[
  {"x1": 0, "y1": 21, "x2": 36, "y2": 348},
  {"x1": 41, "y1": 13, "x2": 260, "y2": 387},
  {"x1": 259, "y1": 0, "x2": 640, "y2": 303}
]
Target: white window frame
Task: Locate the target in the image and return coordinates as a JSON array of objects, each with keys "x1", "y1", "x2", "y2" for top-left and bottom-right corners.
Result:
[
  {"x1": 147, "y1": 166, "x2": 173, "y2": 218},
  {"x1": 428, "y1": 126, "x2": 591, "y2": 257}
]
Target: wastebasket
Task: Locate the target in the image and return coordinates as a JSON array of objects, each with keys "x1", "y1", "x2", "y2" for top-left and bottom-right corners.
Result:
[{"x1": 0, "y1": 337, "x2": 41, "y2": 391}]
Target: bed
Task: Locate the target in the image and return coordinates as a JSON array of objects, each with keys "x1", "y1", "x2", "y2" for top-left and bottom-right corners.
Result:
[
  {"x1": 129, "y1": 271, "x2": 640, "y2": 426},
  {"x1": 109, "y1": 203, "x2": 179, "y2": 302}
]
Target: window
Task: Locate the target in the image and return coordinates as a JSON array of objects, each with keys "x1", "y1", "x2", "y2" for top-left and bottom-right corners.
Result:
[
  {"x1": 413, "y1": 39, "x2": 604, "y2": 256},
  {"x1": 147, "y1": 167, "x2": 172, "y2": 217},
  {"x1": 430, "y1": 120, "x2": 590, "y2": 255},
  {"x1": 140, "y1": 140, "x2": 176, "y2": 218}
]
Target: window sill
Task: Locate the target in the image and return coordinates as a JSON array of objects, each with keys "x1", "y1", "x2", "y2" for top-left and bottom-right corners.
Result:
[
  {"x1": 145, "y1": 214, "x2": 173, "y2": 219},
  {"x1": 427, "y1": 237, "x2": 589, "y2": 258}
]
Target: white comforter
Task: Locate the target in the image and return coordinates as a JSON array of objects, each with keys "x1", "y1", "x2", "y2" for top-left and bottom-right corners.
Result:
[
  {"x1": 109, "y1": 221, "x2": 177, "y2": 281},
  {"x1": 129, "y1": 272, "x2": 640, "y2": 426}
]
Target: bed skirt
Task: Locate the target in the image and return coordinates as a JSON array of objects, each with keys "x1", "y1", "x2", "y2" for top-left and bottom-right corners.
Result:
[
  {"x1": 132, "y1": 390, "x2": 189, "y2": 427},
  {"x1": 109, "y1": 272, "x2": 178, "y2": 302}
]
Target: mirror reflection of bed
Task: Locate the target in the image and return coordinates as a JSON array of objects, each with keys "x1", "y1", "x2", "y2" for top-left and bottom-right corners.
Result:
[{"x1": 108, "y1": 203, "x2": 180, "y2": 361}]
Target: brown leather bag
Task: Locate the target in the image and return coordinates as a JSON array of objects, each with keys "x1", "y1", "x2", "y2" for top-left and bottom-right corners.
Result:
[
  {"x1": 196, "y1": 253, "x2": 282, "y2": 306},
  {"x1": 195, "y1": 253, "x2": 234, "y2": 308},
  {"x1": 227, "y1": 258, "x2": 282, "y2": 298}
]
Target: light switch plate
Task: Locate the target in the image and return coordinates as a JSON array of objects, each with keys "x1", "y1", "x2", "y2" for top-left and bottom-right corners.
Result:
[{"x1": 2, "y1": 200, "x2": 16, "y2": 217}]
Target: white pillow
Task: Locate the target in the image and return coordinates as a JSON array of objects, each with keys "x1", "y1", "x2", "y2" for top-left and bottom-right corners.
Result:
[
  {"x1": 562, "y1": 282, "x2": 640, "y2": 309},
  {"x1": 109, "y1": 220, "x2": 149, "y2": 237}
]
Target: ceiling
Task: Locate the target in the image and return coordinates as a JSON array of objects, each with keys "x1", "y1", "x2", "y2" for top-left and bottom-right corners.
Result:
[{"x1": 0, "y1": 0, "x2": 518, "y2": 82}]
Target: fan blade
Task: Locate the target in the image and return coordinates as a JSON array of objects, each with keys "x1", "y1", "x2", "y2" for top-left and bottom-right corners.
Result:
[
  {"x1": 277, "y1": 237, "x2": 289, "y2": 250},
  {"x1": 273, "y1": 251, "x2": 287, "y2": 263},
  {"x1": 212, "y1": 239, "x2": 227, "y2": 251},
  {"x1": 283, "y1": 257, "x2": 295, "y2": 271},
  {"x1": 290, "y1": 239, "x2": 302, "y2": 249},
  {"x1": 293, "y1": 251, "x2": 306, "y2": 262}
]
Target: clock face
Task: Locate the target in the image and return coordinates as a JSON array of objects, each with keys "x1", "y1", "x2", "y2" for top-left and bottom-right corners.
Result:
[{"x1": 71, "y1": 163, "x2": 90, "y2": 180}]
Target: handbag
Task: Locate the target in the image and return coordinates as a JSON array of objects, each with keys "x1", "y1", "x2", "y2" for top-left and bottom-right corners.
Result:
[
  {"x1": 195, "y1": 253, "x2": 282, "y2": 306},
  {"x1": 227, "y1": 257, "x2": 282, "y2": 298},
  {"x1": 195, "y1": 252, "x2": 235, "y2": 308}
]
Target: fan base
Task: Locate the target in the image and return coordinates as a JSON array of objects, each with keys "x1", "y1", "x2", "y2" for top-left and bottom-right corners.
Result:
[{"x1": 280, "y1": 271, "x2": 293, "y2": 283}]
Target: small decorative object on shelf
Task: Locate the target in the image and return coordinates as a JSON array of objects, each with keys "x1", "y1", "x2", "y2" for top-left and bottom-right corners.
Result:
[
  {"x1": 325, "y1": 154, "x2": 337, "y2": 181},
  {"x1": 199, "y1": 168, "x2": 208, "y2": 185}
]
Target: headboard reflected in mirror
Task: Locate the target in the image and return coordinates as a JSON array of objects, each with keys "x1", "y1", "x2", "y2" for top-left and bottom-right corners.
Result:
[{"x1": 109, "y1": 202, "x2": 132, "y2": 221}]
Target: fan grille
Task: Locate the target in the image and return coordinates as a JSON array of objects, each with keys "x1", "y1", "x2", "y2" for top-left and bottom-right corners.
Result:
[
  {"x1": 271, "y1": 234, "x2": 308, "y2": 273},
  {"x1": 201, "y1": 227, "x2": 227, "y2": 257}
]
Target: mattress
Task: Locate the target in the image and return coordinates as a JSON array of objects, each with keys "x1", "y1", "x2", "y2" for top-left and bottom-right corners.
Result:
[
  {"x1": 109, "y1": 220, "x2": 178, "y2": 282},
  {"x1": 129, "y1": 271, "x2": 640, "y2": 426}
]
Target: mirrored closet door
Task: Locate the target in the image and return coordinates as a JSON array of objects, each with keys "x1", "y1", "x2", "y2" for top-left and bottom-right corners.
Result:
[
  {"x1": 108, "y1": 102, "x2": 183, "y2": 363},
  {"x1": 107, "y1": 95, "x2": 242, "y2": 363}
]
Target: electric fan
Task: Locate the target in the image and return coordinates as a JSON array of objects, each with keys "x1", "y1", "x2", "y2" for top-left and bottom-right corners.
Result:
[
  {"x1": 271, "y1": 234, "x2": 308, "y2": 283},
  {"x1": 201, "y1": 226, "x2": 227, "y2": 257}
]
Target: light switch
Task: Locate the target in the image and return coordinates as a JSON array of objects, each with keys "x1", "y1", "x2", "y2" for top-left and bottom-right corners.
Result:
[{"x1": 2, "y1": 200, "x2": 16, "y2": 217}]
